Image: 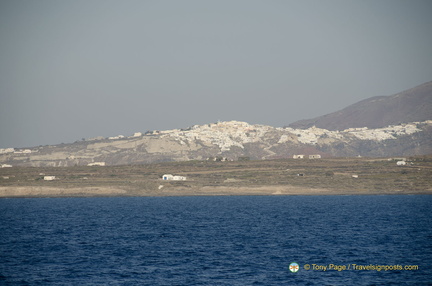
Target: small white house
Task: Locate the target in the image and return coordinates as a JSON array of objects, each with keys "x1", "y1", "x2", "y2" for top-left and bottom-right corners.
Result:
[
  {"x1": 162, "y1": 174, "x2": 187, "y2": 181},
  {"x1": 44, "y1": 176, "x2": 56, "y2": 181},
  {"x1": 309, "y1": 154, "x2": 321, "y2": 159},
  {"x1": 293, "y1": 155, "x2": 305, "y2": 159},
  {"x1": 87, "y1": 162, "x2": 106, "y2": 166},
  {"x1": 162, "y1": 174, "x2": 173, "y2": 180},
  {"x1": 1, "y1": 164, "x2": 12, "y2": 168},
  {"x1": 396, "y1": 161, "x2": 407, "y2": 166}
]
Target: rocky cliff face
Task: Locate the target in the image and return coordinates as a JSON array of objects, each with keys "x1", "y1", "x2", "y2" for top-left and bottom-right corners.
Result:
[{"x1": 1, "y1": 120, "x2": 431, "y2": 167}]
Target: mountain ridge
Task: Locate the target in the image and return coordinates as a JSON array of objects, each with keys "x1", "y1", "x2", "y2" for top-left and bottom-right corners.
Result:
[{"x1": 289, "y1": 81, "x2": 432, "y2": 130}]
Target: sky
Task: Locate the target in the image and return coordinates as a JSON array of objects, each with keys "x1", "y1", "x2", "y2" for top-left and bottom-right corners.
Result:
[{"x1": 1, "y1": 0, "x2": 432, "y2": 148}]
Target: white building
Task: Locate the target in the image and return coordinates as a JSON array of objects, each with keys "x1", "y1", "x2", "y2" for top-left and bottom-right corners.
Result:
[
  {"x1": 162, "y1": 174, "x2": 173, "y2": 180},
  {"x1": 162, "y1": 174, "x2": 187, "y2": 181},
  {"x1": 1, "y1": 164, "x2": 12, "y2": 168},
  {"x1": 87, "y1": 162, "x2": 106, "y2": 166},
  {"x1": 396, "y1": 161, "x2": 407, "y2": 166},
  {"x1": 0, "y1": 148, "x2": 14, "y2": 154},
  {"x1": 309, "y1": 154, "x2": 321, "y2": 159},
  {"x1": 108, "y1": 135, "x2": 125, "y2": 140},
  {"x1": 44, "y1": 176, "x2": 56, "y2": 181}
]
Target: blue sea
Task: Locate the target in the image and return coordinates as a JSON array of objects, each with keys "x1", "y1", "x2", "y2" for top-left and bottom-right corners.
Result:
[{"x1": 1, "y1": 195, "x2": 431, "y2": 285}]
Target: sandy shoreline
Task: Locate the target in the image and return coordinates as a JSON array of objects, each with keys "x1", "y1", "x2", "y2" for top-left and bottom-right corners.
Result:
[{"x1": 0, "y1": 185, "x2": 429, "y2": 198}]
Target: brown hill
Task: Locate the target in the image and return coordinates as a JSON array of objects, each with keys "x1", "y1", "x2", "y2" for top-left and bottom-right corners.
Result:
[{"x1": 289, "y1": 81, "x2": 432, "y2": 130}]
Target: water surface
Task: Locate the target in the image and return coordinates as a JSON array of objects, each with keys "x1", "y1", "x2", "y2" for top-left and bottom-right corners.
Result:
[{"x1": 1, "y1": 195, "x2": 431, "y2": 285}]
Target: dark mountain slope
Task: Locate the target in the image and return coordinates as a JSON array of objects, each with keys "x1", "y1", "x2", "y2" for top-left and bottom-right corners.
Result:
[{"x1": 289, "y1": 81, "x2": 432, "y2": 130}]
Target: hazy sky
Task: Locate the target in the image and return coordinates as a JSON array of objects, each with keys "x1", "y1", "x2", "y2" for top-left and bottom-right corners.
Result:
[{"x1": 1, "y1": 0, "x2": 432, "y2": 148}]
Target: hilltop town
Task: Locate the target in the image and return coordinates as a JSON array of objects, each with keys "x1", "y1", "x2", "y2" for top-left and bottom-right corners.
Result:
[{"x1": 0, "y1": 120, "x2": 431, "y2": 168}]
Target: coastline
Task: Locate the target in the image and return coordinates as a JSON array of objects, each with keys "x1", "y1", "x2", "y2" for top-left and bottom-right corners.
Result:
[{"x1": 0, "y1": 185, "x2": 430, "y2": 198}]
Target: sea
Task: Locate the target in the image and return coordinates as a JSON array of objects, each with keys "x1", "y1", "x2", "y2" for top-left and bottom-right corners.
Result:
[{"x1": 0, "y1": 195, "x2": 431, "y2": 285}]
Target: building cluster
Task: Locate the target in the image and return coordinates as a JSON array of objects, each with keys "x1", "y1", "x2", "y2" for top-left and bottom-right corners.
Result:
[
  {"x1": 0, "y1": 148, "x2": 15, "y2": 154},
  {"x1": 13, "y1": 149, "x2": 32, "y2": 154},
  {"x1": 108, "y1": 135, "x2": 125, "y2": 140},
  {"x1": 344, "y1": 122, "x2": 423, "y2": 141},
  {"x1": 108, "y1": 132, "x2": 142, "y2": 140},
  {"x1": 207, "y1": 157, "x2": 232, "y2": 162},
  {"x1": 0, "y1": 148, "x2": 32, "y2": 154},
  {"x1": 160, "y1": 121, "x2": 273, "y2": 152},
  {"x1": 293, "y1": 154, "x2": 322, "y2": 159}
]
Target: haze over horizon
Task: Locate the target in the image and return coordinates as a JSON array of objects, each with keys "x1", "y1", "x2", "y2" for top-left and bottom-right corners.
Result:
[{"x1": 1, "y1": 0, "x2": 432, "y2": 148}]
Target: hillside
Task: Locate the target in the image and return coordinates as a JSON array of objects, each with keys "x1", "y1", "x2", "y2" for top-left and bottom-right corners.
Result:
[
  {"x1": 289, "y1": 81, "x2": 432, "y2": 130},
  {"x1": 1, "y1": 120, "x2": 431, "y2": 167}
]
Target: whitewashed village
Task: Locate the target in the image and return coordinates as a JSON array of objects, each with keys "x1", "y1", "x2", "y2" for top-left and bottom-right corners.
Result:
[{"x1": 0, "y1": 120, "x2": 430, "y2": 169}]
